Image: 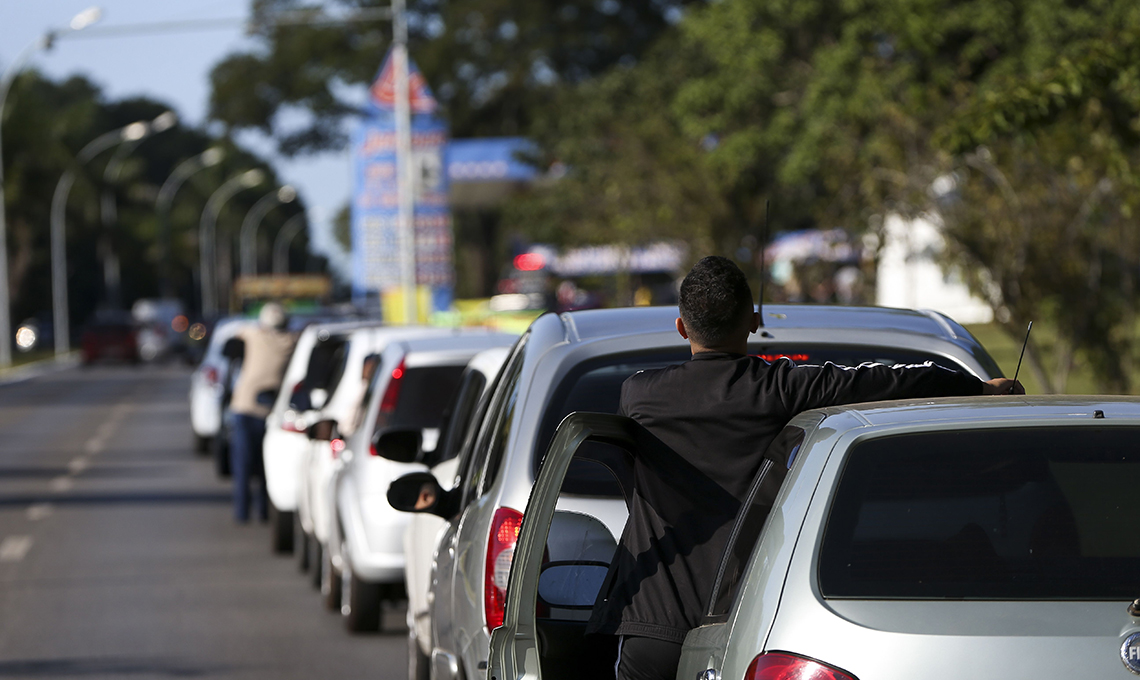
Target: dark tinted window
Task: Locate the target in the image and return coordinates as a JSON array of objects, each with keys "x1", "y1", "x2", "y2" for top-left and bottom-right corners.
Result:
[
  {"x1": 436, "y1": 370, "x2": 488, "y2": 463},
  {"x1": 820, "y1": 426, "x2": 1140, "y2": 599},
  {"x1": 534, "y1": 352, "x2": 690, "y2": 496},
  {"x1": 751, "y1": 346, "x2": 967, "y2": 374},
  {"x1": 292, "y1": 335, "x2": 349, "y2": 408},
  {"x1": 384, "y1": 365, "x2": 466, "y2": 430}
]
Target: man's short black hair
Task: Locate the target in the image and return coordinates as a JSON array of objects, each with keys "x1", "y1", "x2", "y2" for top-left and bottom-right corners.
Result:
[{"x1": 679, "y1": 256, "x2": 754, "y2": 347}]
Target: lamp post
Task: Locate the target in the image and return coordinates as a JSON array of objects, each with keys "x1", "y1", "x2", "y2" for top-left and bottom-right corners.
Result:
[
  {"x1": 0, "y1": 6, "x2": 103, "y2": 366},
  {"x1": 49, "y1": 113, "x2": 169, "y2": 356},
  {"x1": 273, "y1": 213, "x2": 307, "y2": 275},
  {"x1": 239, "y1": 185, "x2": 296, "y2": 278},
  {"x1": 156, "y1": 147, "x2": 224, "y2": 298},
  {"x1": 199, "y1": 170, "x2": 264, "y2": 319},
  {"x1": 393, "y1": 0, "x2": 417, "y2": 325},
  {"x1": 100, "y1": 111, "x2": 177, "y2": 309}
]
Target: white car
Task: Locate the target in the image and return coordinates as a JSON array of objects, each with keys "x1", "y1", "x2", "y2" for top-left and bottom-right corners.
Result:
[
  {"x1": 189, "y1": 317, "x2": 254, "y2": 454},
  {"x1": 402, "y1": 347, "x2": 510, "y2": 678},
  {"x1": 326, "y1": 331, "x2": 518, "y2": 632},
  {"x1": 297, "y1": 324, "x2": 454, "y2": 589},
  {"x1": 386, "y1": 304, "x2": 1003, "y2": 680},
  {"x1": 263, "y1": 319, "x2": 384, "y2": 552}
]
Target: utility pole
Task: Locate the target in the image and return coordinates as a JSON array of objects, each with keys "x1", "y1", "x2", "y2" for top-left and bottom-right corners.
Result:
[{"x1": 392, "y1": 0, "x2": 417, "y2": 325}]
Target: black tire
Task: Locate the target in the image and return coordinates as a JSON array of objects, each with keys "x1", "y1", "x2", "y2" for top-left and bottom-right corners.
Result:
[
  {"x1": 212, "y1": 429, "x2": 231, "y2": 478},
  {"x1": 270, "y1": 505, "x2": 294, "y2": 554},
  {"x1": 193, "y1": 433, "x2": 210, "y2": 455},
  {"x1": 321, "y1": 545, "x2": 341, "y2": 611},
  {"x1": 408, "y1": 629, "x2": 430, "y2": 680},
  {"x1": 342, "y1": 568, "x2": 382, "y2": 633},
  {"x1": 310, "y1": 540, "x2": 323, "y2": 589},
  {"x1": 296, "y1": 521, "x2": 310, "y2": 573}
]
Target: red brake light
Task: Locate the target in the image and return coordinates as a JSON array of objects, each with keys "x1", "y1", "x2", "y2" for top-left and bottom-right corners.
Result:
[
  {"x1": 330, "y1": 438, "x2": 346, "y2": 459},
  {"x1": 513, "y1": 253, "x2": 545, "y2": 271},
  {"x1": 380, "y1": 359, "x2": 406, "y2": 414},
  {"x1": 745, "y1": 653, "x2": 857, "y2": 680},
  {"x1": 485, "y1": 507, "x2": 523, "y2": 630},
  {"x1": 204, "y1": 367, "x2": 218, "y2": 386}
]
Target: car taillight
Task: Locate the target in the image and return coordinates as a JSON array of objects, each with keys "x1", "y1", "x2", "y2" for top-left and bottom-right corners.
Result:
[
  {"x1": 204, "y1": 367, "x2": 218, "y2": 386},
  {"x1": 745, "y1": 652, "x2": 858, "y2": 680},
  {"x1": 330, "y1": 438, "x2": 345, "y2": 459},
  {"x1": 379, "y1": 359, "x2": 406, "y2": 414},
  {"x1": 485, "y1": 507, "x2": 523, "y2": 630}
]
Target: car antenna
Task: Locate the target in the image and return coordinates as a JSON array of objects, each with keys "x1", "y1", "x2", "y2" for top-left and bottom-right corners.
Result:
[
  {"x1": 757, "y1": 199, "x2": 772, "y2": 337},
  {"x1": 1012, "y1": 321, "x2": 1032, "y2": 388}
]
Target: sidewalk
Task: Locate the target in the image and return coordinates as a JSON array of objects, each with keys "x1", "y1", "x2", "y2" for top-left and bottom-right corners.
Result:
[{"x1": 0, "y1": 352, "x2": 80, "y2": 386}]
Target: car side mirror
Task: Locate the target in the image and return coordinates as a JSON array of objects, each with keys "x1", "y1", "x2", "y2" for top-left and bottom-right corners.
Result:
[
  {"x1": 387, "y1": 472, "x2": 443, "y2": 514},
  {"x1": 222, "y1": 337, "x2": 245, "y2": 360},
  {"x1": 308, "y1": 418, "x2": 337, "y2": 441},
  {"x1": 371, "y1": 428, "x2": 422, "y2": 463},
  {"x1": 537, "y1": 562, "x2": 610, "y2": 609}
]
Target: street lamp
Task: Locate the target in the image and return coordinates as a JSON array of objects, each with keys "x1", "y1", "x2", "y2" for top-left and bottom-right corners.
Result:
[
  {"x1": 239, "y1": 185, "x2": 296, "y2": 278},
  {"x1": 156, "y1": 147, "x2": 224, "y2": 298},
  {"x1": 49, "y1": 112, "x2": 174, "y2": 355},
  {"x1": 273, "y1": 213, "x2": 307, "y2": 275},
  {"x1": 0, "y1": 5, "x2": 103, "y2": 366},
  {"x1": 199, "y1": 170, "x2": 264, "y2": 319},
  {"x1": 101, "y1": 111, "x2": 178, "y2": 309}
]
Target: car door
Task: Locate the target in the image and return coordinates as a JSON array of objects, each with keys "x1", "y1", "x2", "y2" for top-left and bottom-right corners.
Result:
[{"x1": 486, "y1": 412, "x2": 641, "y2": 680}]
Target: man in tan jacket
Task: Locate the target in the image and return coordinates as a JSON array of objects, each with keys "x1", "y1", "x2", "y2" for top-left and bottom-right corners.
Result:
[{"x1": 229, "y1": 303, "x2": 297, "y2": 523}]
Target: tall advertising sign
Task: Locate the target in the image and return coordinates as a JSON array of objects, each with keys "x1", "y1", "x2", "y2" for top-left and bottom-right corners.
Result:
[{"x1": 351, "y1": 50, "x2": 453, "y2": 315}]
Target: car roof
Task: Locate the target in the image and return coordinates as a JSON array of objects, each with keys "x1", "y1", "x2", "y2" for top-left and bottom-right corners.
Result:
[
  {"x1": 561, "y1": 304, "x2": 974, "y2": 344},
  {"x1": 809, "y1": 395, "x2": 1140, "y2": 429},
  {"x1": 394, "y1": 330, "x2": 519, "y2": 356}
]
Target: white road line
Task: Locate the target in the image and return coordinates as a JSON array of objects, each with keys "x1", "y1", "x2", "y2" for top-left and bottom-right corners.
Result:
[
  {"x1": 68, "y1": 457, "x2": 89, "y2": 474},
  {"x1": 49, "y1": 476, "x2": 73, "y2": 492},
  {"x1": 26, "y1": 503, "x2": 53, "y2": 521},
  {"x1": 0, "y1": 535, "x2": 33, "y2": 562},
  {"x1": 83, "y1": 438, "x2": 104, "y2": 454}
]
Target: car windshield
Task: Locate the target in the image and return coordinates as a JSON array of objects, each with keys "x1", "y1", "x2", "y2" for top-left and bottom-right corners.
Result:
[{"x1": 820, "y1": 425, "x2": 1140, "y2": 599}]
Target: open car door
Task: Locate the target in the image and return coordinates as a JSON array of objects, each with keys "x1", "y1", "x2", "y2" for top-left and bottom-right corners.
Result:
[{"x1": 486, "y1": 412, "x2": 641, "y2": 680}]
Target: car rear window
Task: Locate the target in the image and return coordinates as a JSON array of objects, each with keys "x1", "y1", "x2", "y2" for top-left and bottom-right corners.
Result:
[
  {"x1": 750, "y1": 345, "x2": 969, "y2": 374},
  {"x1": 820, "y1": 426, "x2": 1140, "y2": 599},
  {"x1": 386, "y1": 365, "x2": 467, "y2": 430}
]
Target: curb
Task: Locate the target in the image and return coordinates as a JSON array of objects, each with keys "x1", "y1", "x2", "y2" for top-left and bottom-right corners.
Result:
[{"x1": 0, "y1": 352, "x2": 81, "y2": 386}]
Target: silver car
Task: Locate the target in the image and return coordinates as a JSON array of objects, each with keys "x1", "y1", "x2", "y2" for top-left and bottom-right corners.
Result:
[
  {"x1": 492, "y1": 395, "x2": 1140, "y2": 680},
  {"x1": 391, "y1": 304, "x2": 1002, "y2": 680}
]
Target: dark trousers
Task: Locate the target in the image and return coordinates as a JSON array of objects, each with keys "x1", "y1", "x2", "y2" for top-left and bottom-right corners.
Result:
[
  {"x1": 230, "y1": 413, "x2": 268, "y2": 522},
  {"x1": 615, "y1": 636, "x2": 683, "y2": 680}
]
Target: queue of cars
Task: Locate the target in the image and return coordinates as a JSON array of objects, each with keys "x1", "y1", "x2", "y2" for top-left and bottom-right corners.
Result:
[{"x1": 190, "y1": 303, "x2": 1140, "y2": 680}]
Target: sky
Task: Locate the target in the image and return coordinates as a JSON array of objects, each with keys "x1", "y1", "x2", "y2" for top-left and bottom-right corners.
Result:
[{"x1": 0, "y1": 0, "x2": 356, "y2": 276}]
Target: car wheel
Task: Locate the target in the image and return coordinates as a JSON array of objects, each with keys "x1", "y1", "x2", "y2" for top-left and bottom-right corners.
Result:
[
  {"x1": 321, "y1": 545, "x2": 341, "y2": 611},
  {"x1": 341, "y1": 567, "x2": 382, "y2": 633},
  {"x1": 408, "y1": 628, "x2": 430, "y2": 680},
  {"x1": 212, "y1": 431, "x2": 231, "y2": 478},
  {"x1": 270, "y1": 505, "x2": 294, "y2": 554},
  {"x1": 193, "y1": 434, "x2": 210, "y2": 455},
  {"x1": 296, "y1": 520, "x2": 310, "y2": 573},
  {"x1": 309, "y1": 539, "x2": 323, "y2": 589}
]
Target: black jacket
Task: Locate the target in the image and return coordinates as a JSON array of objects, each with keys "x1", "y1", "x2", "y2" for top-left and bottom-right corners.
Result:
[{"x1": 585, "y1": 352, "x2": 984, "y2": 643}]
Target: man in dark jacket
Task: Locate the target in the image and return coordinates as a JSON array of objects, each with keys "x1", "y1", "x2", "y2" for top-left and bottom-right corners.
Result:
[{"x1": 586, "y1": 256, "x2": 1022, "y2": 680}]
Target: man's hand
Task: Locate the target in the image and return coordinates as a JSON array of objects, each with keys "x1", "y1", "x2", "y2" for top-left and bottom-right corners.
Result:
[
  {"x1": 982, "y1": 378, "x2": 1025, "y2": 395},
  {"x1": 414, "y1": 482, "x2": 437, "y2": 510}
]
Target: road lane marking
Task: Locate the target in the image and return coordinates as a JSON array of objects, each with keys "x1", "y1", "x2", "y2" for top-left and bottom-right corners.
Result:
[
  {"x1": 84, "y1": 438, "x2": 104, "y2": 454},
  {"x1": 68, "y1": 457, "x2": 89, "y2": 474},
  {"x1": 0, "y1": 536, "x2": 32, "y2": 562},
  {"x1": 49, "y1": 476, "x2": 73, "y2": 492},
  {"x1": 26, "y1": 503, "x2": 53, "y2": 521}
]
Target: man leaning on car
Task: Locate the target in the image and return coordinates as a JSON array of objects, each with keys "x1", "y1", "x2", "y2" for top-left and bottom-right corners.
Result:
[{"x1": 586, "y1": 256, "x2": 1024, "y2": 680}]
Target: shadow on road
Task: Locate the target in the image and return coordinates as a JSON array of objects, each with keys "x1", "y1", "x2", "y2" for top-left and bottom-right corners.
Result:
[{"x1": 0, "y1": 656, "x2": 232, "y2": 676}]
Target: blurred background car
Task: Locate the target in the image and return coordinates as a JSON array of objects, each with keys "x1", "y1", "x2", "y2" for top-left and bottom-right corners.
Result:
[
  {"x1": 80, "y1": 310, "x2": 140, "y2": 366},
  {"x1": 324, "y1": 330, "x2": 518, "y2": 632},
  {"x1": 188, "y1": 317, "x2": 256, "y2": 455}
]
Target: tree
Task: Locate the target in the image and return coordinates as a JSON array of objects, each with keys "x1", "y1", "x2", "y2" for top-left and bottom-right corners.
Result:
[{"x1": 209, "y1": 0, "x2": 697, "y2": 155}]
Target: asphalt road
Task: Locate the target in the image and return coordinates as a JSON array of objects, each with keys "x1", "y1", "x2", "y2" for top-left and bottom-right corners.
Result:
[{"x1": 0, "y1": 364, "x2": 404, "y2": 679}]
